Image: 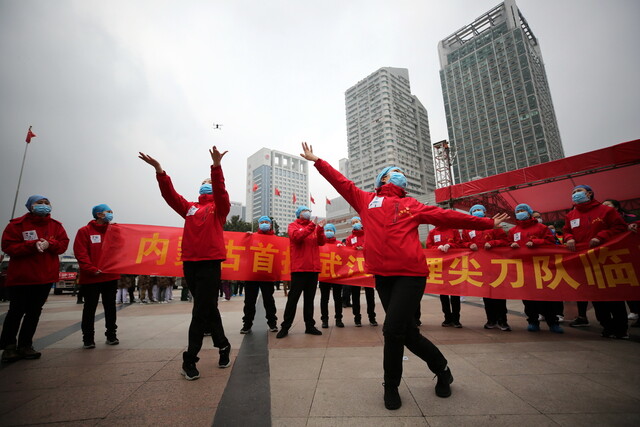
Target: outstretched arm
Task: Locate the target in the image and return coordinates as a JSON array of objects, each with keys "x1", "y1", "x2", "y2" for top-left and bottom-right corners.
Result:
[{"x1": 138, "y1": 152, "x2": 164, "y2": 174}]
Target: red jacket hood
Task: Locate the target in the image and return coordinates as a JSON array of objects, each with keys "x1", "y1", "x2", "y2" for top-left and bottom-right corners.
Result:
[
  {"x1": 573, "y1": 199, "x2": 601, "y2": 212},
  {"x1": 376, "y1": 183, "x2": 406, "y2": 198},
  {"x1": 514, "y1": 218, "x2": 539, "y2": 228}
]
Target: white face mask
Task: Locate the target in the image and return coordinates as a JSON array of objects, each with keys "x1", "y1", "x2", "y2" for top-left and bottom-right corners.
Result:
[{"x1": 300, "y1": 211, "x2": 311, "y2": 220}]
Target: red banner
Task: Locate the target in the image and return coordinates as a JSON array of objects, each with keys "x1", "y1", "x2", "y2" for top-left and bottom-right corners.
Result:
[{"x1": 98, "y1": 224, "x2": 640, "y2": 301}]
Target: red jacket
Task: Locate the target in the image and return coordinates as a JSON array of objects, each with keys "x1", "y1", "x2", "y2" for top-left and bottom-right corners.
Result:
[
  {"x1": 325, "y1": 236, "x2": 340, "y2": 247},
  {"x1": 461, "y1": 228, "x2": 508, "y2": 248},
  {"x1": 73, "y1": 220, "x2": 121, "y2": 284},
  {"x1": 314, "y1": 159, "x2": 494, "y2": 276},
  {"x1": 288, "y1": 218, "x2": 326, "y2": 273},
  {"x1": 345, "y1": 229, "x2": 365, "y2": 249},
  {"x1": 563, "y1": 199, "x2": 627, "y2": 246},
  {"x1": 426, "y1": 227, "x2": 462, "y2": 249},
  {"x1": 157, "y1": 166, "x2": 230, "y2": 261},
  {"x1": 1, "y1": 213, "x2": 69, "y2": 286},
  {"x1": 507, "y1": 218, "x2": 555, "y2": 247}
]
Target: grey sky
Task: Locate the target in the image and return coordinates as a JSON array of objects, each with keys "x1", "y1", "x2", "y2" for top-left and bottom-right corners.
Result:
[{"x1": 1, "y1": 0, "x2": 639, "y2": 251}]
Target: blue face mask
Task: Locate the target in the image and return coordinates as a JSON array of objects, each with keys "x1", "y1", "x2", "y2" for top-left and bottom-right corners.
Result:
[
  {"x1": 199, "y1": 184, "x2": 213, "y2": 195},
  {"x1": 32, "y1": 204, "x2": 51, "y2": 216},
  {"x1": 325, "y1": 231, "x2": 335, "y2": 239},
  {"x1": 471, "y1": 210, "x2": 484, "y2": 218},
  {"x1": 103, "y1": 212, "x2": 114, "y2": 223},
  {"x1": 572, "y1": 191, "x2": 589, "y2": 204},
  {"x1": 259, "y1": 223, "x2": 271, "y2": 232},
  {"x1": 550, "y1": 229, "x2": 556, "y2": 235},
  {"x1": 388, "y1": 172, "x2": 407, "y2": 189},
  {"x1": 300, "y1": 211, "x2": 311, "y2": 221},
  {"x1": 353, "y1": 223, "x2": 362, "y2": 231},
  {"x1": 515, "y1": 211, "x2": 530, "y2": 221}
]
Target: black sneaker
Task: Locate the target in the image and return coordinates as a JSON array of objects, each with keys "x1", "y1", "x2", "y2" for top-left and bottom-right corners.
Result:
[
  {"x1": 569, "y1": 317, "x2": 590, "y2": 327},
  {"x1": 483, "y1": 322, "x2": 497, "y2": 329},
  {"x1": 276, "y1": 328, "x2": 288, "y2": 338},
  {"x1": 305, "y1": 327, "x2": 323, "y2": 335},
  {"x1": 452, "y1": 321, "x2": 462, "y2": 328},
  {"x1": 182, "y1": 361, "x2": 200, "y2": 380},
  {"x1": 18, "y1": 346, "x2": 42, "y2": 360},
  {"x1": 355, "y1": 321, "x2": 362, "y2": 327},
  {"x1": 336, "y1": 320, "x2": 345, "y2": 328},
  {"x1": 1, "y1": 345, "x2": 21, "y2": 363},
  {"x1": 434, "y1": 367, "x2": 454, "y2": 398},
  {"x1": 370, "y1": 320, "x2": 378, "y2": 326},
  {"x1": 83, "y1": 341, "x2": 96, "y2": 349},
  {"x1": 105, "y1": 337, "x2": 120, "y2": 345},
  {"x1": 498, "y1": 322, "x2": 511, "y2": 332},
  {"x1": 441, "y1": 320, "x2": 454, "y2": 327},
  {"x1": 321, "y1": 321, "x2": 329, "y2": 329},
  {"x1": 383, "y1": 383, "x2": 401, "y2": 410},
  {"x1": 240, "y1": 327, "x2": 251, "y2": 334},
  {"x1": 219, "y1": 345, "x2": 231, "y2": 368},
  {"x1": 268, "y1": 325, "x2": 279, "y2": 332}
]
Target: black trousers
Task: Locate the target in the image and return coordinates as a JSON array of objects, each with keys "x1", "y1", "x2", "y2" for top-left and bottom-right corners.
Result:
[
  {"x1": 440, "y1": 295, "x2": 460, "y2": 322},
  {"x1": 376, "y1": 275, "x2": 447, "y2": 388},
  {"x1": 0, "y1": 283, "x2": 51, "y2": 349},
  {"x1": 523, "y1": 300, "x2": 558, "y2": 326},
  {"x1": 281, "y1": 272, "x2": 318, "y2": 330},
  {"x1": 319, "y1": 282, "x2": 343, "y2": 322},
  {"x1": 183, "y1": 260, "x2": 229, "y2": 362},
  {"x1": 81, "y1": 280, "x2": 118, "y2": 341},
  {"x1": 350, "y1": 286, "x2": 376, "y2": 323},
  {"x1": 483, "y1": 297, "x2": 507, "y2": 323},
  {"x1": 593, "y1": 301, "x2": 628, "y2": 335},
  {"x1": 242, "y1": 281, "x2": 278, "y2": 328},
  {"x1": 577, "y1": 301, "x2": 589, "y2": 318}
]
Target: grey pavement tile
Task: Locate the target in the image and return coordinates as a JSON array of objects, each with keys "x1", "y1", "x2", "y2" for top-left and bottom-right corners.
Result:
[
  {"x1": 325, "y1": 346, "x2": 382, "y2": 358},
  {"x1": 270, "y1": 347, "x2": 327, "y2": 358},
  {"x1": 402, "y1": 353, "x2": 481, "y2": 379},
  {"x1": 32, "y1": 347, "x2": 127, "y2": 367},
  {"x1": 493, "y1": 373, "x2": 640, "y2": 414},
  {"x1": 40, "y1": 420, "x2": 100, "y2": 427},
  {"x1": 530, "y1": 350, "x2": 640, "y2": 374},
  {"x1": 307, "y1": 416, "x2": 428, "y2": 426},
  {"x1": 0, "y1": 364, "x2": 93, "y2": 391},
  {"x1": 447, "y1": 342, "x2": 523, "y2": 354},
  {"x1": 270, "y1": 357, "x2": 323, "y2": 380},
  {"x1": 404, "y1": 374, "x2": 538, "y2": 416},
  {"x1": 0, "y1": 389, "x2": 46, "y2": 416},
  {"x1": 0, "y1": 382, "x2": 140, "y2": 425},
  {"x1": 548, "y1": 412, "x2": 640, "y2": 427},
  {"x1": 464, "y1": 352, "x2": 571, "y2": 376},
  {"x1": 310, "y1": 378, "x2": 422, "y2": 417},
  {"x1": 271, "y1": 379, "x2": 317, "y2": 418},
  {"x1": 272, "y1": 417, "x2": 310, "y2": 427},
  {"x1": 425, "y1": 414, "x2": 558, "y2": 427},
  {"x1": 98, "y1": 407, "x2": 216, "y2": 427},
  {"x1": 319, "y1": 355, "x2": 381, "y2": 380},
  {"x1": 583, "y1": 371, "x2": 640, "y2": 400},
  {"x1": 63, "y1": 361, "x2": 168, "y2": 386},
  {"x1": 106, "y1": 348, "x2": 183, "y2": 364}
]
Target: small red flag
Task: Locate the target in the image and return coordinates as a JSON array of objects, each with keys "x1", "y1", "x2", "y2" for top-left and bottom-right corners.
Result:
[
  {"x1": 252, "y1": 183, "x2": 258, "y2": 192},
  {"x1": 274, "y1": 188, "x2": 281, "y2": 196},
  {"x1": 326, "y1": 197, "x2": 332, "y2": 205},
  {"x1": 310, "y1": 194, "x2": 315, "y2": 204},
  {"x1": 26, "y1": 127, "x2": 36, "y2": 143},
  {"x1": 292, "y1": 193, "x2": 297, "y2": 204}
]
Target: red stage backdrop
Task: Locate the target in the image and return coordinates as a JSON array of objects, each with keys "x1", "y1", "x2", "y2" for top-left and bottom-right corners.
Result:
[{"x1": 98, "y1": 224, "x2": 640, "y2": 301}]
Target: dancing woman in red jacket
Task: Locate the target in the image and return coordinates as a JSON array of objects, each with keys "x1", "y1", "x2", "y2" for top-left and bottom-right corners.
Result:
[{"x1": 300, "y1": 142, "x2": 508, "y2": 410}]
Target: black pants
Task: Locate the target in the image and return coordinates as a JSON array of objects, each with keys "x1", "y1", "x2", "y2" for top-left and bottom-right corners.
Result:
[
  {"x1": 319, "y1": 282, "x2": 343, "y2": 323},
  {"x1": 350, "y1": 286, "x2": 376, "y2": 323},
  {"x1": 281, "y1": 272, "x2": 318, "y2": 330},
  {"x1": 376, "y1": 275, "x2": 447, "y2": 388},
  {"x1": 593, "y1": 301, "x2": 628, "y2": 336},
  {"x1": 81, "y1": 280, "x2": 118, "y2": 342},
  {"x1": 523, "y1": 300, "x2": 558, "y2": 326},
  {"x1": 242, "y1": 281, "x2": 278, "y2": 328},
  {"x1": 483, "y1": 297, "x2": 508, "y2": 323},
  {"x1": 0, "y1": 283, "x2": 51, "y2": 349},
  {"x1": 342, "y1": 285, "x2": 352, "y2": 306},
  {"x1": 440, "y1": 295, "x2": 460, "y2": 322},
  {"x1": 577, "y1": 301, "x2": 589, "y2": 318},
  {"x1": 183, "y1": 260, "x2": 229, "y2": 362}
]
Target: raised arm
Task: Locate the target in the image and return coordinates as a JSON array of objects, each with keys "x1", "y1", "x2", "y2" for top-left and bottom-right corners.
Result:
[
  {"x1": 139, "y1": 152, "x2": 191, "y2": 217},
  {"x1": 210, "y1": 146, "x2": 231, "y2": 219}
]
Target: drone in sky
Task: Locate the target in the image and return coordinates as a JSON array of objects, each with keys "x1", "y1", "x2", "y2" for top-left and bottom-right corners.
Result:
[{"x1": 213, "y1": 123, "x2": 223, "y2": 130}]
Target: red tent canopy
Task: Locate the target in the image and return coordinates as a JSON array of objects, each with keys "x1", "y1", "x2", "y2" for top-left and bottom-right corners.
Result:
[{"x1": 435, "y1": 139, "x2": 640, "y2": 222}]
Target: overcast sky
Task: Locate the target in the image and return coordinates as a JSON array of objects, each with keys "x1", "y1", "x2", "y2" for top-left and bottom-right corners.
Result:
[{"x1": 1, "y1": 0, "x2": 639, "y2": 250}]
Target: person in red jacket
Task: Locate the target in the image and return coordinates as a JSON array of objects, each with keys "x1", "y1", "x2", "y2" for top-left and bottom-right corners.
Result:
[
  {"x1": 0, "y1": 195, "x2": 69, "y2": 362},
  {"x1": 319, "y1": 223, "x2": 344, "y2": 329},
  {"x1": 300, "y1": 142, "x2": 508, "y2": 410},
  {"x1": 139, "y1": 146, "x2": 232, "y2": 380},
  {"x1": 563, "y1": 185, "x2": 628, "y2": 339},
  {"x1": 425, "y1": 226, "x2": 463, "y2": 327},
  {"x1": 508, "y1": 203, "x2": 562, "y2": 333},
  {"x1": 74, "y1": 204, "x2": 121, "y2": 349},
  {"x1": 276, "y1": 205, "x2": 326, "y2": 338},
  {"x1": 240, "y1": 216, "x2": 279, "y2": 334},
  {"x1": 345, "y1": 216, "x2": 377, "y2": 327},
  {"x1": 461, "y1": 204, "x2": 511, "y2": 331}
]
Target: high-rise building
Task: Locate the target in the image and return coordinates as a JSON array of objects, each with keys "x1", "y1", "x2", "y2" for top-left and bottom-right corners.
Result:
[
  {"x1": 438, "y1": 0, "x2": 564, "y2": 184},
  {"x1": 226, "y1": 201, "x2": 246, "y2": 222},
  {"x1": 246, "y1": 148, "x2": 309, "y2": 229},
  {"x1": 345, "y1": 67, "x2": 435, "y2": 195}
]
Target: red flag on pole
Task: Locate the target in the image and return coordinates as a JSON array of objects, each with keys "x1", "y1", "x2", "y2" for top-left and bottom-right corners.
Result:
[
  {"x1": 310, "y1": 194, "x2": 315, "y2": 204},
  {"x1": 252, "y1": 183, "x2": 258, "y2": 192},
  {"x1": 326, "y1": 197, "x2": 332, "y2": 205},
  {"x1": 25, "y1": 127, "x2": 36, "y2": 143},
  {"x1": 274, "y1": 188, "x2": 281, "y2": 196},
  {"x1": 292, "y1": 193, "x2": 297, "y2": 204}
]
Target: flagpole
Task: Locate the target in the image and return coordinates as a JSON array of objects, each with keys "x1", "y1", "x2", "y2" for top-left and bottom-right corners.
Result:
[{"x1": 11, "y1": 140, "x2": 30, "y2": 219}]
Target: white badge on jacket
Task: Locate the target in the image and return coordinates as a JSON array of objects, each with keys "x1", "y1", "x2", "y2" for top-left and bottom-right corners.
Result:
[
  {"x1": 187, "y1": 206, "x2": 198, "y2": 216},
  {"x1": 469, "y1": 230, "x2": 476, "y2": 239},
  {"x1": 22, "y1": 230, "x2": 38, "y2": 241},
  {"x1": 368, "y1": 196, "x2": 384, "y2": 209},
  {"x1": 513, "y1": 232, "x2": 521, "y2": 242},
  {"x1": 570, "y1": 218, "x2": 580, "y2": 228},
  {"x1": 90, "y1": 235, "x2": 102, "y2": 244},
  {"x1": 434, "y1": 235, "x2": 441, "y2": 243}
]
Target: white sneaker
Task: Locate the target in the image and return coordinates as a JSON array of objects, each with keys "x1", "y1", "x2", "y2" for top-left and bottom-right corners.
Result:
[
  {"x1": 557, "y1": 315, "x2": 565, "y2": 322},
  {"x1": 538, "y1": 314, "x2": 545, "y2": 321},
  {"x1": 628, "y1": 313, "x2": 639, "y2": 320}
]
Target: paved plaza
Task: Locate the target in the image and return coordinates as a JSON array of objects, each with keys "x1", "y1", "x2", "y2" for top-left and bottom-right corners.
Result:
[{"x1": 1, "y1": 290, "x2": 639, "y2": 426}]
